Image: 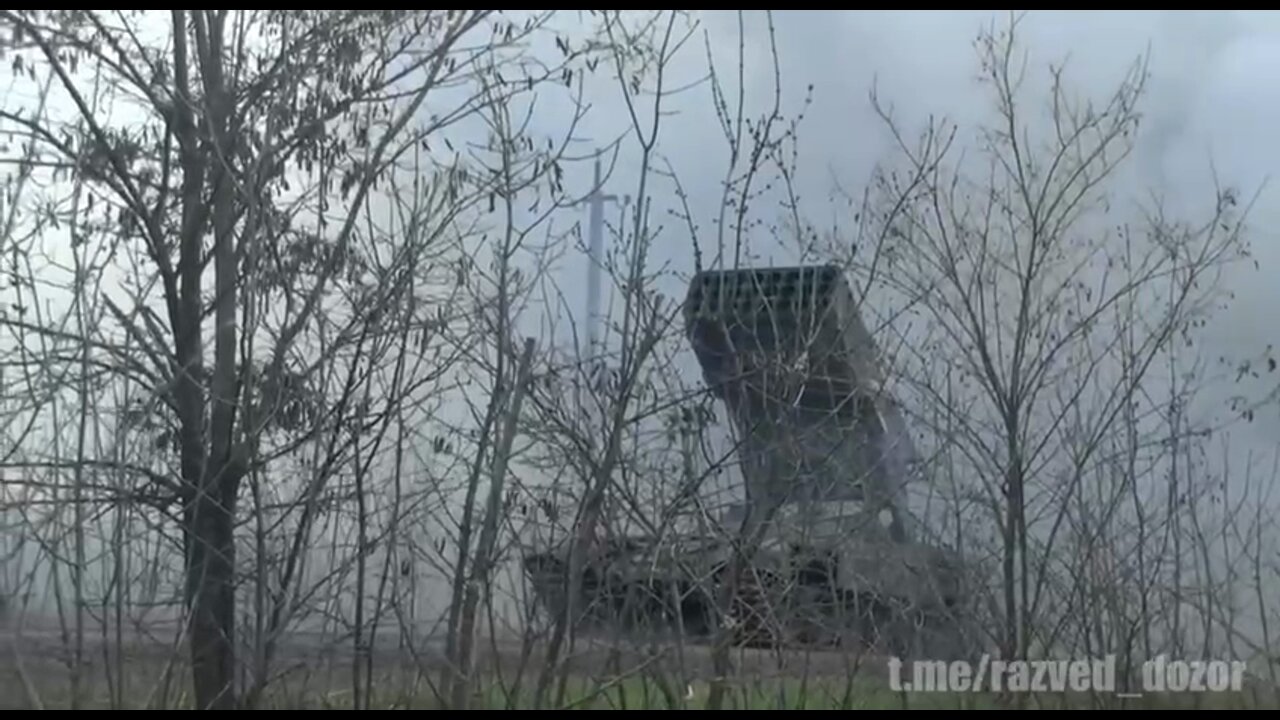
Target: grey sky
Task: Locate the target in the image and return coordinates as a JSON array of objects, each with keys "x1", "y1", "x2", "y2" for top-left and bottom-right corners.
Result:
[
  {"x1": 547, "y1": 10, "x2": 1280, "y2": 447},
  {"x1": 1, "y1": 10, "x2": 1275, "y2": 528}
]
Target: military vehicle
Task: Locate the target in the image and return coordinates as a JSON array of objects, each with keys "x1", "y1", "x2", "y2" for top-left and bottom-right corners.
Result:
[{"x1": 522, "y1": 264, "x2": 968, "y2": 657}]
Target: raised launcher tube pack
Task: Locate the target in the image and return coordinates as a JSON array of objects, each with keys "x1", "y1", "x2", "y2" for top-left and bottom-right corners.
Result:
[{"x1": 682, "y1": 264, "x2": 916, "y2": 539}]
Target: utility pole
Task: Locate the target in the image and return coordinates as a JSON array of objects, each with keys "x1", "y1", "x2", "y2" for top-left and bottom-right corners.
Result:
[
  {"x1": 578, "y1": 154, "x2": 631, "y2": 557},
  {"x1": 584, "y1": 156, "x2": 618, "y2": 360}
]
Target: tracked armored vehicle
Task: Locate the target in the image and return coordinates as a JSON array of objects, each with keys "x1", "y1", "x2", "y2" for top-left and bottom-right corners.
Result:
[{"x1": 522, "y1": 264, "x2": 968, "y2": 657}]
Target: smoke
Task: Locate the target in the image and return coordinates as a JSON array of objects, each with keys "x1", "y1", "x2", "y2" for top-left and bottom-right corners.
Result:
[{"x1": 691, "y1": 10, "x2": 1280, "y2": 431}]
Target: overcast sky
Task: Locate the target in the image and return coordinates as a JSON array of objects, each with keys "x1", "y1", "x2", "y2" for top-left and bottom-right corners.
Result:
[
  {"x1": 1, "y1": 10, "x2": 1275, "y2": 495},
  {"x1": 2, "y1": 10, "x2": 1273, "y2": 437},
  {"x1": 537, "y1": 10, "x2": 1280, "y2": 453}
]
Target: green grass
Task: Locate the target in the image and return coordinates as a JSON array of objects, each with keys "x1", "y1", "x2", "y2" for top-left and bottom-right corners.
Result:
[
  {"x1": 4, "y1": 642, "x2": 1276, "y2": 710},
  {"x1": 365, "y1": 675, "x2": 1271, "y2": 710}
]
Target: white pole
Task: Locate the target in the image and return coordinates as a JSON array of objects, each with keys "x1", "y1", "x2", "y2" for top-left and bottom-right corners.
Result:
[{"x1": 585, "y1": 156, "x2": 615, "y2": 359}]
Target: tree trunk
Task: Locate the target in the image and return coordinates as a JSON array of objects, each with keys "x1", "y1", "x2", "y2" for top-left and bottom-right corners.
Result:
[
  {"x1": 185, "y1": 492, "x2": 238, "y2": 709},
  {"x1": 177, "y1": 11, "x2": 242, "y2": 709}
]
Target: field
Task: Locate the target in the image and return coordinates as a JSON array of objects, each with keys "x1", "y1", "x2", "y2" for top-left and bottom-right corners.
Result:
[{"x1": 3, "y1": 614, "x2": 1275, "y2": 709}]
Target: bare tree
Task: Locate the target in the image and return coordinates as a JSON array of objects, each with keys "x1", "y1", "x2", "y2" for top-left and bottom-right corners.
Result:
[
  {"x1": 0, "y1": 8, "x2": 606, "y2": 708},
  {"x1": 510, "y1": 10, "x2": 932, "y2": 711},
  {"x1": 851, "y1": 14, "x2": 1267, "y2": 691}
]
